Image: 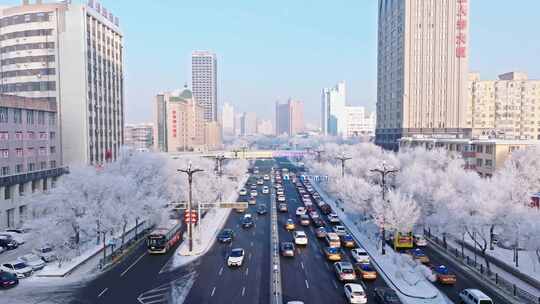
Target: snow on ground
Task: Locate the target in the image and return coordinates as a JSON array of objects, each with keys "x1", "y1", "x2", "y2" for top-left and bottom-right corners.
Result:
[
  {"x1": 165, "y1": 174, "x2": 248, "y2": 271},
  {"x1": 312, "y1": 181, "x2": 451, "y2": 304}
]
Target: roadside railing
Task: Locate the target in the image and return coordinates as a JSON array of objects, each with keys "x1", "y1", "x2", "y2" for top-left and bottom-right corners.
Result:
[
  {"x1": 269, "y1": 176, "x2": 283, "y2": 304},
  {"x1": 99, "y1": 221, "x2": 152, "y2": 269},
  {"x1": 425, "y1": 230, "x2": 540, "y2": 304}
]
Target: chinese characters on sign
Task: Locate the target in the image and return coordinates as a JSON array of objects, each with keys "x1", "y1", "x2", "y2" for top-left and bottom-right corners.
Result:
[
  {"x1": 172, "y1": 110, "x2": 177, "y2": 138},
  {"x1": 456, "y1": 0, "x2": 468, "y2": 58}
]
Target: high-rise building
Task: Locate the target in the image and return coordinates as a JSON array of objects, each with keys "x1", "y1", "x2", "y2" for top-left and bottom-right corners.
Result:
[
  {"x1": 124, "y1": 123, "x2": 154, "y2": 152},
  {"x1": 344, "y1": 106, "x2": 376, "y2": 138},
  {"x1": 467, "y1": 72, "x2": 540, "y2": 140},
  {"x1": 275, "y1": 101, "x2": 290, "y2": 136},
  {"x1": 288, "y1": 99, "x2": 304, "y2": 135},
  {"x1": 192, "y1": 51, "x2": 217, "y2": 122},
  {"x1": 222, "y1": 102, "x2": 235, "y2": 136},
  {"x1": 376, "y1": 0, "x2": 470, "y2": 150},
  {"x1": 241, "y1": 112, "x2": 257, "y2": 136},
  {"x1": 154, "y1": 86, "x2": 221, "y2": 152},
  {"x1": 257, "y1": 119, "x2": 273, "y2": 136},
  {"x1": 321, "y1": 81, "x2": 347, "y2": 136},
  {"x1": 234, "y1": 113, "x2": 242, "y2": 136}
]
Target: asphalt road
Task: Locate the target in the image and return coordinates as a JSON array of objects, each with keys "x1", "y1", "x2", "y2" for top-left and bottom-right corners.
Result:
[
  {"x1": 276, "y1": 158, "x2": 389, "y2": 304},
  {"x1": 70, "y1": 159, "x2": 274, "y2": 304}
]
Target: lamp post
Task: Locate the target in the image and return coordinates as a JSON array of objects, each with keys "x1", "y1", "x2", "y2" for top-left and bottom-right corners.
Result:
[
  {"x1": 370, "y1": 162, "x2": 399, "y2": 255},
  {"x1": 335, "y1": 153, "x2": 352, "y2": 178},
  {"x1": 178, "y1": 162, "x2": 204, "y2": 253},
  {"x1": 215, "y1": 155, "x2": 226, "y2": 177}
]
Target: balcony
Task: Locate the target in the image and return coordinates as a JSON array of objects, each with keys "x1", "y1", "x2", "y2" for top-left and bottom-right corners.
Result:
[{"x1": 0, "y1": 167, "x2": 68, "y2": 188}]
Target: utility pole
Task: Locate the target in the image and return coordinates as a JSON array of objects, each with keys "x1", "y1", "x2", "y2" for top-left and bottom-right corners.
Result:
[
  {"x1": 314, "y1": 149, "x2": 324, "y2": 163},
  {"x1": 178, "y1": 162, "x2": 204, "y2": 253},
  {"x1": 335, "y1": 153, "x2": 352, "y2": 178},
  {"x1": 370, "y1": 162, "x2": 399, "y2": 255}
]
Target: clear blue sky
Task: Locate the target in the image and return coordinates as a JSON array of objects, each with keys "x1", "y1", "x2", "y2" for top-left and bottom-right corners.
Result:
[{"x1": 6, "y1": 1, "x2": 540, "y2": 125}]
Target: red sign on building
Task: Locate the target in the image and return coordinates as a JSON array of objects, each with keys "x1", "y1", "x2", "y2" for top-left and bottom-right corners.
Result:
[{"x1": 456, "y1": 0, "x2": 468, "y2": 58}]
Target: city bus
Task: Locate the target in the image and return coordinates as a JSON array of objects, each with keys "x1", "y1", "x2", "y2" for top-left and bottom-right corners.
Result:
[
  {"x1": 147, "y1": 219, "x2": 183, "y2": 254},
  {"x1": 393, "y1": 231, "x2": 414, "y2": 250}
]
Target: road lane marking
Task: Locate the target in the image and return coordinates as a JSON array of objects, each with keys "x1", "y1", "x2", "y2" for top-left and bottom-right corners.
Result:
[
  {"x1": 121, "y1": 252, "x2": 147, "y2": 277},
  {"x1": 305, "y1": 279, "x2": 310, "y2": 289},
  {"x1": 138, "y1": 293, "x2": 167, "y2": 301},
  {"x1": 325, "y1": 263, "x2": 330, "y2": 270},
  {"x1": 252, "y1": 231, "x2": 256, "y2": 236},
  {"x1": 249, "y1": 253, "x2": 252, "y2": 260},
  {"x1": 242, "y1": 286, "x2": 246, "y2": 296},
  {"x1": 218, "y1": 267, "x2": 224, "y2": 276},
  {"x1": 245, "y1": 267, "x2": 249, "y2": 276},
  {"x1": 300, "y1": 261, "x2": 304, "y2": 269},
  {"x1": 250, "y1": 241, "x2": 254, "y2": 247},
  {"x1": 332, "y1": 280, "x2": 338, "y2": 289},
  {"x1": 97, "y1": 288, "x2": 109, "y2": 298},
  {"x1": 211, "y1": 287, "x2": 216, "y2": 297}
]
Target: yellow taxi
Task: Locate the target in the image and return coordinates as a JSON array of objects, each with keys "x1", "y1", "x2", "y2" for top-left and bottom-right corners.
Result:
[
  {"x1": 323, "y1": 247, "x2": 342, "y2": 261},
  {"x1": 285, "y1": 219, "x2": 295, "y2": 231},
  {"x1": 354, "y1": 263, "x2": 377, "y2": 280}
]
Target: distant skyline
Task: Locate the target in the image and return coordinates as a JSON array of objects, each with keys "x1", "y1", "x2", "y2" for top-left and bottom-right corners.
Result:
[{"x1": 5, "y1": 0, "x2": 540, "y2": 125}]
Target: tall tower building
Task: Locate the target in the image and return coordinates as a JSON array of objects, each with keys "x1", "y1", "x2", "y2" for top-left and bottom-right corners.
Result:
[
  {"x1": 222, "y1": 102, "x2": 235, "y2": 136},
  {"x1": 192, "y1": 51, "x2": 217, "y2": 122},
  {"x1": 376, "y1": 0, "x2": 470, "y2": 150},
  {"x1": 0, "y1": 0, "x2": 124, "y2": 165},
  {"x1": 241, "y1": 112, "x2": 257, "y2": 136},
  {"x1": 321, "y1": 81, "x2": 346, "y2": 136},
  {"x1": 288, "y1": 99, "x2": 304, "y2": 135},
  {"x1": 275, "y1": 101, "x2": 290, "y2": 136}
]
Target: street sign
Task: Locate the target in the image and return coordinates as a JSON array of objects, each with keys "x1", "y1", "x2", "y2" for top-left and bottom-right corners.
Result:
[
  {"x1": 169, "y1": 202, "x2": 187, "y2": 210},
  {"x1": 183, "y1": 210, "x2": 198, "y2": 224},
  {"x1": 219, "y1": 202, "x2": 248, "y2": 209}
]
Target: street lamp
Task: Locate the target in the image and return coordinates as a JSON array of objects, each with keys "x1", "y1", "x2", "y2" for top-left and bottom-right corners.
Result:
[
  {"x1": 370, "y1": 161, "x2": 399, "y2": 255},
  {"x1": 335, "y1": 153, "x2": 352, "y2": 178},
  {"x1": 178, "y1": 162, "x2": 204, "y2": 253},
  {"x1": 214, "y1": 155, "x2": 226, "y2": 177}
]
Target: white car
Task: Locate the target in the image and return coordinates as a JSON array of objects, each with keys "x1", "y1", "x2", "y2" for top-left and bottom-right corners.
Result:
[
  {"x1": 1, "y1": 261, "x2": 33, "y2": 278},
  {"x1": 351, "y1": 248, "x2": 370, "y2": 264},
  {"x1": 334, "y1": 262, "x2": 357, "y2": 281},
  {"x1": 277, "y1": 195, "x2": 286, "y2": 202},
  {"x1": 414, "y1": 235, "x2": 428, "y2": 247},
  {"x1": 344, "y1": 283, "x2": 368, "y2": 304},
  {"x1": 257, "y1": 179, "x2": 264, "y2": 185},
  {"x1": 293, "y1": 231, "x2": 308, "y2": 245},
  {"x1": 263, "y1": 175, "x2": 270, "y2": 181},
  {"x1": 239, "y1": 188, "x2": 247, "y2": 196},
  {"x1": 262, "y1": 186, "x2": 270, "y2": 194},
  {"x1": 328, "y1": 213, "x2": 341, "y2": 224},
  {"x1": 0, "y1": 232, "x2": 25, "y2": 245},
  {"x1": 18, "y1": 253, "x2": 46, "y2": 271},
  {"x1": 227, "y1": 248, "x2": 245, "y2": 267},
  {"x1": 296, "y1": 207, "x2": 307, "y2": 216},
  {"x1": 34, "y1": 246, "x2": 58, "y2": 263},
  {"x1": 333, "y1": 225, "x2": 347, "y2": 236},
  {"x1": 277, "y1": 189, "x2": 284, "y2": 196},
  {"x1": 459, "y1": 289, "x2": 493, "y2": 304},
  {"x1": 250, "y1": 190, "x2": 258, "y2": 197}
]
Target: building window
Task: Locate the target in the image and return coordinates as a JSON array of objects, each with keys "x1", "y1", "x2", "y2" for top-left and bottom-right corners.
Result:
[
  {"x1": 40, "y1": 161, "x2": 47, "y2": 170},
  {"x1": 15, "y1": 164, "x2": 23, "y2": 173},
  {"x1": 16, "y1": 148, "x2": 23, "y2": 157},
  {"x1": 1, "y1": 166, "x2": 9, "y2": 176},
  {"x1": 28, "y1": 163, "x2": 35, "y2": 172},
  {"x1": 27, "y1": 131, "x2": 35, "y2": 139},
  {"x1": 0, "y1": 149, "x2": 8, "y2": 158},
  {"x1": 31, "y1": 180, "x2": 37, "y2": 192},
  {"x1": 49, "y1": 113, "x2": 56, "y2": 126},
  {"x1": 0, "y1": 132, "x2": 8, "y2": 140},
  {"x1": 4, "y1": 186, "x2": 11, "y2": 200},
  {"x1": 0, "y1": 107, "x2": 8, "y2": 123},
  {"x1": 49, "y1": 132, "x2": 55, "y2": 140},
  {"x1": 485, "y1": 160, "x2": 493, "y2": 168},
  {"x1": 13, "y1": 109, "x2": 22, "y2": 124},
  {"x1": 15, "y1": 132, "x2": 23, "y2": 140},
  {"x1": 50, "y1": 160, "x2": 56, "y2": 168},
  {"x1": 476, "y1": 159, "x2": 483, "y2": 167},
  {"x1": 18, "y1": 184, "x2": 24, "y2": 196},
  {"x1": 26, "y1": 110, "x2": 34, "y2": 124},
  {"x1": 50, "y1": 146, "x2": 56, "y2": 154},
  {"x1": 37, "y1": 111, "x2": 45, "y2": 124},
  {"x1": 39, "y1": 132, "x2": 48, "y2": 140},
  {"x1": 39, "y1": 147, "x2": 46, "y2": 156}
]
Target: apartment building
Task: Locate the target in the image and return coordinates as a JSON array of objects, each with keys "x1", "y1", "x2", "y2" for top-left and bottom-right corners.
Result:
[
  {"x1": 124, "y1": 123, "x2": 153, "y2": 152},
  {"x1": 321, "y1": 81, "x2": 346, "y2": 136},
  {"x1": 468, "y1": 72, "x2": 540, "y2": 140},
  {"x1": 344, "y1": 106, "x2": 376, "y2": 138},
  {"x1": 192, "y1": 51, "x2": 217, "y2": 122},
  {"x1": 399, "y1": 136, "x2": 540, "y2": 177}
]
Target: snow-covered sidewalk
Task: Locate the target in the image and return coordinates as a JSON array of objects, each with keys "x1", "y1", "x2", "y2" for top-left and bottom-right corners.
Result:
[
  {"x1": 170, "y1": 174, "x2": 249, "y2": 269},
  {"x1": 311, "y1": 181, "x2": 450, "y2": 304}
]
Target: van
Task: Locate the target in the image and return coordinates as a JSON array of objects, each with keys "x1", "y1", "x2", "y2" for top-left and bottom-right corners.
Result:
[
  {"x1": 325, "y1": 232, "x2": 341, "y2": 248},
  {"x1": 459, "y1": 289, "x2": 493, "y2": 304}
]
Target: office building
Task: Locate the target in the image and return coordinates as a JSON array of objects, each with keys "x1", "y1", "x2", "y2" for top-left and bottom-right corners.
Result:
[
  {"x1": 275, "y1": 101, "x2": 290, "y2": 136},
  {"x1": 222, "y1": 102, "x2": 235, "y2": 136},
  {"x1": 192, "y1": 51, "x2": 217, "y2": 122},
  {"x1": 154, "y1": 86, "x2": 221, "y2": 152},
  {"x1": 376, "y1": 0, "x2": 470, "y2": 149},
  {"x1": 467, "y1": 72, "x2": 540, "y2": 140},
  {"x1": 124, "y1": 123, "x2": 153, "y2": 152},
  {"x1": 241, "y1": 112, "x2": 257, "y2": 136},
  {"x1": 321, "y1": 81, "x2": 346, "y2": 136},
  {"x1": 234, "y1": 113, "x2": 242, "y2": 136},
  {"x1": 344, "y1": 106, "x2": 376, "y2": 138}
]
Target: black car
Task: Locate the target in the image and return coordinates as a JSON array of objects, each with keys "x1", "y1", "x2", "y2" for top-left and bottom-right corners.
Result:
[
  {"x1": 0, "y1": 238, "x2": 18, "y2": 250},
  {"x1": 242, "y1": 216, "x2": 254, "y2": 229},
  {"x1": 257, "y1": 205, "x2": 267, "y2": 215},
  {"x1": 374, "y1": 287, "x2": 402, "y2": 304},
  {"x1": 217, "y1": 229, "x2": 234, "y2": 243},
  {"x1": 0, "y1": 271, "x2": 18, "y2": 289},
  {"x1": 312, "y1": 217, "x2": 325, "y2": 228}
]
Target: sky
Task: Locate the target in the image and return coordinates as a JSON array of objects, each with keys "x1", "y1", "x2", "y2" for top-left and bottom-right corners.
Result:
[{"x1": 5, "y1": 0, "x2": 540, "y2": 125}]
